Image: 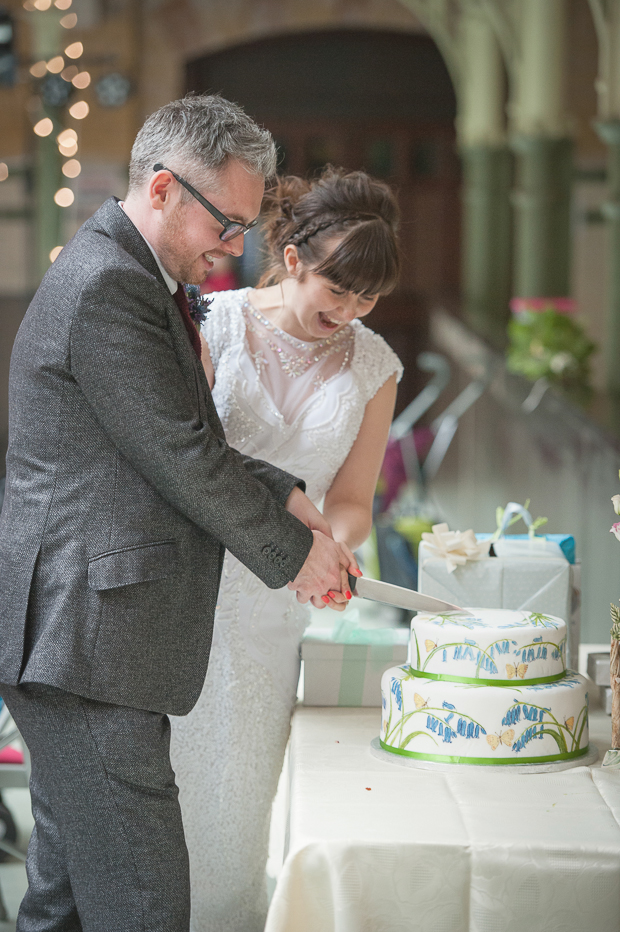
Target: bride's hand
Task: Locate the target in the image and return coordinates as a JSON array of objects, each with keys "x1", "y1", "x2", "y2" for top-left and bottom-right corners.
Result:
[{"x1": 322, "y1": 540, "x2": 361, "y2": 612}]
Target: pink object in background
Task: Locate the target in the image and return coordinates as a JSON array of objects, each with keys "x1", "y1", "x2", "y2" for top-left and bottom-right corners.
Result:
[
  {"x1": 510, "y1": 297, "x2": 577, "y2": 315},
  {"x1": 380, "y1": 427, "x2": 434, "y2": 509},
  {"x1": 0, "y1": 747, "x2": 24, "y2": 764},
  {"x1": 202, "y1": 270, "x2": 238, "y2": 294}
]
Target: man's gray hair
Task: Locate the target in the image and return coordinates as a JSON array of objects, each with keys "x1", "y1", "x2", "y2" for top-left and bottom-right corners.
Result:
[{"x1": 128, "y1": 94, "x2": 277, "y2": 194}]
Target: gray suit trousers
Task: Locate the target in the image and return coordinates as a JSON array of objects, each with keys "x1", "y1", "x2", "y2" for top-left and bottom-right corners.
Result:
[{"x1": 0, "y1": 683, "x2": 190, "y2": 932}]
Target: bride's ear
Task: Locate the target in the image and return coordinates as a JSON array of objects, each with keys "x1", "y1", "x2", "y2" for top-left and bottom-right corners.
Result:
[{"x1": 283, "y1": 244, "x2": 301, "y2": 277}]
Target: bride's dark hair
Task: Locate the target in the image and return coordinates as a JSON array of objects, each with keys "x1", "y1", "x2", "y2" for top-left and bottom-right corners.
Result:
[{"x1": 258, "y1": 166, "x2": 400, "y2": 296}]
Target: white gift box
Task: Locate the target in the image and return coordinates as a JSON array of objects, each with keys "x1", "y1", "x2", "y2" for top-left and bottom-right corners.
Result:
[
  {"x1": 302, "y1": 623, "x2": 409, "y2": 707},
  {"x1": 417, "y1": 540, "x2": 578, "y2": 666}
]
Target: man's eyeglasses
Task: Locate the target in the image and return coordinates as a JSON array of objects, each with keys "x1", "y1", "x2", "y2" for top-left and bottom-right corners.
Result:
[{"x1": 153, "y1": 164, "x2": 258, "y2": 242}]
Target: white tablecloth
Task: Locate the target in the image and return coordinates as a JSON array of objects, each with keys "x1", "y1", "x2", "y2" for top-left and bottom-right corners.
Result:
[{"x1": 265, "y1": 707, "x2": 620, "y2": 932}]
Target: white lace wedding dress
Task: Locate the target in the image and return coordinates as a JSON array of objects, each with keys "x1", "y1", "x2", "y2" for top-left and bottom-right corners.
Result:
[{"x1": 169, "y1": 288, "x2": 402, "y2": 932}]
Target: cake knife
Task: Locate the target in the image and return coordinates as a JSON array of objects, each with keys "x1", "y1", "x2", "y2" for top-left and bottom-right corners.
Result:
[{"x1": 346, "y1": 574, "x2": 467, "y2": 614}]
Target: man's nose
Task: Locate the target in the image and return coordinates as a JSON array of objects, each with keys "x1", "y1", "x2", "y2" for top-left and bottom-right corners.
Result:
[{"x1": 224, "y1": 235, "x2": 245, "y2": 259}]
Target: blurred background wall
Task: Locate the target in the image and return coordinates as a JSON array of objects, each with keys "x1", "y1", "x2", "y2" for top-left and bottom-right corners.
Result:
[{"x1": 2, "y1": 0, "x2": 620, "y2": 639}]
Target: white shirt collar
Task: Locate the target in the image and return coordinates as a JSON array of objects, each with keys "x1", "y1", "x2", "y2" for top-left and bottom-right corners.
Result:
[{"x1": 118, "y1": 201, "x2": 178, "y2": 295}]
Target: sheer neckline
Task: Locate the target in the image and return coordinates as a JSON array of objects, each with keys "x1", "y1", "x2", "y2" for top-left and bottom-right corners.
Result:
[{"x1": 239, "y1": 293, "x2": 355, "y2": 424}]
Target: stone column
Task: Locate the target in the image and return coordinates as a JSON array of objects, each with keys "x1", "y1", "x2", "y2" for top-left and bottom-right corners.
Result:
[
  {"x1": 591, "y1": 0, "x2": 620, "y2": 393},
  {"x1": 511, "y1": 0, "x2": 572, "y2": 299},
  {"x1": 30, "y1": 10, "x2": 62, "y2": 280},
  {"x1": 596, "y1": 122, "x2": 620, "y2": 392},
  {"x1": 459, "y1": 6, "x2": 511, "y2": 348}
]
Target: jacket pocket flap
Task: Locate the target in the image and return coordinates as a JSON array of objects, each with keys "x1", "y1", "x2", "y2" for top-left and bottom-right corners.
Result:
[{"x1": 88, "y1": 540, "x2": 179, "y2": 591}]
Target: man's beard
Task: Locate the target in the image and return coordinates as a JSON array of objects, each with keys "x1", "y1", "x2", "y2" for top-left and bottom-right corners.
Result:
[{"x1": 157, "y1": 207, "x2": 206, "y2": 285}]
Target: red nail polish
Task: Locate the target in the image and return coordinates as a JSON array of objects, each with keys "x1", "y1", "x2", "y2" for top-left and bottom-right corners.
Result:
[
  {"x1": 328, "y1": 591, "x2": 337, "y2": 598},
  {"x1": 345, "y1": 591, "x2": 352, "y2": 599},
  {"x1": 321, "y1": 596, "x2": 330, "y2": 604}
]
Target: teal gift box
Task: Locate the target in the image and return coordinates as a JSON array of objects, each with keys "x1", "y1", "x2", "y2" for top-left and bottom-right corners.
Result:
[{"x1": 301, "y1": 616, "x2": 409, "y2": 707}]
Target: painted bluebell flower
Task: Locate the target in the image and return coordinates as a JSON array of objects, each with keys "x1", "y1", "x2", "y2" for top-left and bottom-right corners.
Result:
[
  {"x1": 512, "y1": 724, "x2": 544, "y2": 752},
  {"x1": 391, "y1": 678, "x2": 402, "y2": 711}
]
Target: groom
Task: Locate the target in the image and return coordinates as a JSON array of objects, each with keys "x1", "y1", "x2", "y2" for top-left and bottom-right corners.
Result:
[{"x1": 0, "y1": 95, "x2": 352, "y2": 931}]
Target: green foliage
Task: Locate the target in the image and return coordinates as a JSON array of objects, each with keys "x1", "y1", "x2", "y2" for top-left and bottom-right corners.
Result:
[
  {"x1": 506, "y1": 309, "x2": 596, "y2": 399},
  {"x1": 611, "y1": 602, "x2": 620, "y2": 641}
]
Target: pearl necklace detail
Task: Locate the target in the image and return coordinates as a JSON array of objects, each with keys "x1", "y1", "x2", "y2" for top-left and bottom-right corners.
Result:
[{"x1": 244, "y1": 299, "x2": 353, "y2": 380}]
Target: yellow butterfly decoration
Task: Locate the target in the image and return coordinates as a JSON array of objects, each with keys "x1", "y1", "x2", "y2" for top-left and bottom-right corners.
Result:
[
  {"x1": 486, "y1": 729, "x2": 515, "y2": 750},
  {"x1": 506, "y1": 663, "x2": 528, "y2": 679},
  {"x1": 565, "y1": 717, "x2": 574, "y2": 731},
  {"x1": 414, "y1": 693, "x2": 428, "y2": 710},
  {"x1": 424, "y1": 640, "x2": 437, "y2": 652}
]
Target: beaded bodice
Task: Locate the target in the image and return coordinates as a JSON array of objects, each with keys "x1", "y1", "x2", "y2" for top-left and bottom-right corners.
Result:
[{"x1": 202, "y1": 287, "x2": 403, "y2": 505}]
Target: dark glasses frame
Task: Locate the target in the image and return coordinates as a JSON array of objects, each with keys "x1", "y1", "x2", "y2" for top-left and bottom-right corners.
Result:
[{"x1": 153, "y1": 163, "x2": 258, "y2": 242}]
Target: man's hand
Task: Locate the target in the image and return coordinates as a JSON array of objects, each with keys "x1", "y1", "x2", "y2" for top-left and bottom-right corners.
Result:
[
  {"x1": 285, "y1": 486, "x2": 332, "y2": 538},
  {"x1": 288, "y1": 530, "x2": 360, "y2": 608}
]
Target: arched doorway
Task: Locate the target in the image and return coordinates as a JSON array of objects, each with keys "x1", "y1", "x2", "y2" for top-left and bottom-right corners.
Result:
[{"x1": 186, "y1": 30, "x2": 459, "y2": 409}]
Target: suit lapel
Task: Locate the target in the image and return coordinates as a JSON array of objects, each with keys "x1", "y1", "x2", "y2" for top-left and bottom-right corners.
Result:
[{"x1": 89, "y1": 198, "x2": 214, "y2": 420}]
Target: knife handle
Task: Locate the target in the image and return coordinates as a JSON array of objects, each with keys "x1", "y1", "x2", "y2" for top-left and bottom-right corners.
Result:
[{"x1": 348, "y1": 572, "x2": 358, "y2": 594}]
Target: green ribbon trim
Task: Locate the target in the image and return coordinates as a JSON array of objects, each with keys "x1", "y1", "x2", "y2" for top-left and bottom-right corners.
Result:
[
  {"x1": 379, "y1": 739, "x2": 589, "y2": 766},
  {"x1": 405, "y1": 667, "x2": 566, "y2": 687}
]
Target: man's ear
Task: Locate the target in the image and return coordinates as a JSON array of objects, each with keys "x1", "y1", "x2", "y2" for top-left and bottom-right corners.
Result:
[{"x1": 148, "y1": 169, "x2": 175, "y2": 211}]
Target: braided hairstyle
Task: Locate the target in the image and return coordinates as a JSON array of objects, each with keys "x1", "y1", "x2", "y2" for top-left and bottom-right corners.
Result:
[{"x1": 258, "y1": 166, "x2": 400, "y2": 296}]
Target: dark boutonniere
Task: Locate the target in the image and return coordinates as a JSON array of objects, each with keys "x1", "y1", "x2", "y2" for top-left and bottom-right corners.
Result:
[{"x1": 183, "y1": 284, "x2": 213, "y2": 331}]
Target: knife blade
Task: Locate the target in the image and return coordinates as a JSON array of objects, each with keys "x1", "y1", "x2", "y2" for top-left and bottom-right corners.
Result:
[{"x1": 347, "y1": 573, "x2": 468, "y2": 614}]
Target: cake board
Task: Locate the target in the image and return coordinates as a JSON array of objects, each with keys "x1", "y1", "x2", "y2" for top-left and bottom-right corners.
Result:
[{"x1": 370, "y1": 737, "x2": 599, "y2": 774}]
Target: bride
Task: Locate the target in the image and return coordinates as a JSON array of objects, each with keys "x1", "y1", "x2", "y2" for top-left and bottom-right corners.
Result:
[{"x1": 170, "y1": 166, "x2": 403, "y2": 931}]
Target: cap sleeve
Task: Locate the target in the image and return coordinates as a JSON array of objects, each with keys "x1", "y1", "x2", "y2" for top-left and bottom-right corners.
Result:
[
  {"x1": 350, "y1": 321, "x2": 404, "y2": 405},
  {"x1": 200, "y1": 288, "x2": 247, "y2": 368}
]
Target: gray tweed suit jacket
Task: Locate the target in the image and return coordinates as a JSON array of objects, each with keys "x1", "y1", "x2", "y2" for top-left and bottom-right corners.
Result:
[{"x1": 0, "y1": 197, "x2": 313, "y2": 715}]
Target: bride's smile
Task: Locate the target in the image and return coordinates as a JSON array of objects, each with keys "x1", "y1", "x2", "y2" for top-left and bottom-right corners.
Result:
[{"x1": 249, "y1": 245, "x2": 379, "y2": 343}]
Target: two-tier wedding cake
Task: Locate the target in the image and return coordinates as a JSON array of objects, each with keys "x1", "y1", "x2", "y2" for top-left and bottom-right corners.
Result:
[{"x1": 380, "y1": 609, "x2": 589, "y2": 765}]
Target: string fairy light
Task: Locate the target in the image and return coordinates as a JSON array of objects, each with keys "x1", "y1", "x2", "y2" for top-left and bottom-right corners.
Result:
[
  {"x1": 0, "y1": 163, "x2": 9, "y2": 182},
  {"x1": 62, "y1": 158, "x2": 81, "y2": 178},
  {"x1": 46, "y1": 55, "x2": 64, "y2": 73},
  {"x1": 64, "y1": 41, "x2": 83, "y2": 59},
  {"x1": 68, "y1": 100, "x2": 88, "y2": 119},
  {"x1": 72, "y1": 71, "x2": 90, "y2": 89},
  {"x1": 57, "y1": 128, "x2": 78, "y2": 156},
  {"x1": 33, "y1": 117, "x2": 54, "y2": 136},
  {"x1": 25, "y1": 0, "x2": 96, "y2": 267},
  {"x1": 54, "y1": 187, "x2": 74, "y2": 207}
]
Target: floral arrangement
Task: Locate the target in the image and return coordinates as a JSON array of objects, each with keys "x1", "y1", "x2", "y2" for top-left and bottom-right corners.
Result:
[
  {"x1": 607, "y1": 477, "x2": 620, "y2": 763},
  {"x1": 183, "y1": 284, "x2": 212, "y2": 330},
  {"x1": 506, "y1": 297, "x2": 595, "y2": 403}
]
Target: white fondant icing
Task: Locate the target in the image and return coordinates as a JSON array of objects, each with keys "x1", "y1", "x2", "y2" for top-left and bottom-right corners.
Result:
[
  {"x1": 409, "y1": 608, "x2": 566, "y2": 682},
  {"x1": 381, "y1": 665, "x2": 589, "y2": 762}
]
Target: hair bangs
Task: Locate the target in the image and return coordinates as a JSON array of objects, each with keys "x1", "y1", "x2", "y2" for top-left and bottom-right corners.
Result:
[{"x1": 312, "y1": 220, "x2": 400, "y2": 296}]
